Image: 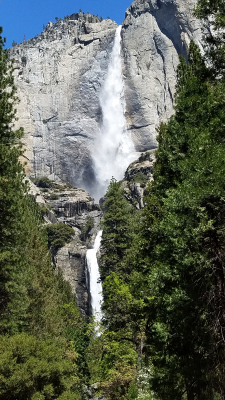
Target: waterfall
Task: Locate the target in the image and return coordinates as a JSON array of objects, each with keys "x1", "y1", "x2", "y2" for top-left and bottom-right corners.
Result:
[
  {"x1": 91, "y1": 25, "x2": 136, "y2": 200},
  {"x1": 86, "y1": 231, "x2": 103, "y2": 326}
]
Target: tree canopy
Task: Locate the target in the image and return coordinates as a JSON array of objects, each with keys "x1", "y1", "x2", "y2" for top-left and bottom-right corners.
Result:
[{"x1": 95, "y1": 2, "x2": 225, "y2": 398}]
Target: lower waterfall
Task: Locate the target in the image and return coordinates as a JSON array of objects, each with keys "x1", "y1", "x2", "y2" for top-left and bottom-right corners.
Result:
[
  {"x1": 86, "y1": 231, "x2": 103, "y2": 328},
  {"x1": 86, "y1": 27, "x2": 135, "y2": 330}
]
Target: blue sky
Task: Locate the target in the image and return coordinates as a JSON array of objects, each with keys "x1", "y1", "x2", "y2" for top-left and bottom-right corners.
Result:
[{"x1": 0, "y1": 0, "x2": 132, "y2": 48}]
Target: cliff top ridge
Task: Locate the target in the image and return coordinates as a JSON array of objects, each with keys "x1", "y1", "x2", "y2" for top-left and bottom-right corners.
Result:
[{"x1": 9, "y1": 11, "x2": 116, "y2": 51}]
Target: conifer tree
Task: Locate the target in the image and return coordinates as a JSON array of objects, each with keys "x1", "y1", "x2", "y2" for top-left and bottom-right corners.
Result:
[
  {"x1": 100, "y1": 178, "x2": 134, "y2": 282},
  {"x1": 140, "y1": 34, "x2": 225, "y2": 400},
  {"x1": 0, "y1": 27, "x2": 91, "y2": 398},
  {"x1": 0, "y1": 27, "x2": 29, "y2": 330}
]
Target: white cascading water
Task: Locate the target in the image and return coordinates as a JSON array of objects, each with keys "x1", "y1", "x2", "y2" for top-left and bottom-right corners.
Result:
[
  {"x1": 86, "y1": 231, "x2": 103, "y2": 327},
  {"x1": 92, "y1": 25, "x2": 136, "y2": 200},
  {"x1": 86, "y1": 27, "x2": 136, "y2": 327}
]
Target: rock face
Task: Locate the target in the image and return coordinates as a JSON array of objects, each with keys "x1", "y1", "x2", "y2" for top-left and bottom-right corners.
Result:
[
  {"x1": 11, "y1": 2, "x2": 204, "y2": 197},
  {"x1": 122, "y1": 151, "x2": 155, "y2": 209},
  {"x1": 10, "y1": 13, "x2": 117, "y2": 194},
  {"x1": 121, "y1": 0, "x2": 203, "y2": 151}
]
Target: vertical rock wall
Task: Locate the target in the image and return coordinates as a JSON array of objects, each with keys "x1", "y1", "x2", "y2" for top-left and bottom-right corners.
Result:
[
  {"x1": 11, "y1": 2, "x2": 206, "y2": 193},
  {"x1": 10, "y1": 15, "x2": 117, "y2": 193},
  {"x1": 121, "y1": 0, "x2": 203, "y2": 151}
]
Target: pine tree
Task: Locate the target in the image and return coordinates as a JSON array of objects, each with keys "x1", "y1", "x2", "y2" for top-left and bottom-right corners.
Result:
[
  {"x1": 0, "y1": 27, "x2": 90, "y2": 398},
  {"x1": 140, "y1": 39, "x2": 225, "y2": 400},
  {"x1": 0, "y1": 27, "x2": 29, "y2": 330},
  {"x1": 100, "y1": 178, "x2": 134, "y2": 282}
]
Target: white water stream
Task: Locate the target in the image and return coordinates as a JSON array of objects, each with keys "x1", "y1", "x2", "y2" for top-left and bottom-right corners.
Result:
[
  {"x1": 91, "y1": 25, "x2": 136, "y2": 200},
  {"x1": 87, "y1": 27, "x2": 136, "y2": 325},
  {"x1": 86, "y1": 231, "x2": 103, "y2": 325}
]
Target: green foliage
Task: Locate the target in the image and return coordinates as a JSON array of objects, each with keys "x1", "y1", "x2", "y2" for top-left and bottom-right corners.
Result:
[
  {"x1": 49, "y1": 193, "x2": 59, "y2": 200},
  {"x1": 0, "y1": 26, "x2": 28, "y2": 330},
  {"x1": 45, "y1": 223, "x2": 74, "y2": 251},
  {"x1": 38, "y1": 204, "x2": 50, "y2": 218},
  {"x1": 31, "y1": 177, "x2": 54, "y2": 188},
  {"x1": 95, "y1": 11, "x2": 225, "y2": 399},
  {"x1": 100, "y1": 179, "x2": 145, "y2": 335},
  {"x1": 87, "y1": 329, "x2": 137, "y2": 400},
  {"x1": 138, "y1": 33, "x2": 225, "y2": 400},
  {"x1": 138, "y1": 152, "x2": 152, "y2": 163},
  {"x1": 66, "y1": 182, "x2": 76, "y2": 189},
  {"x1": 96, "y1": 179, "x2": 147, "y2": 398},
  {"x1": 80, "y1": 216, "x2": 94, "y2": 241},
  {"x1": 102, "y1": 272, "x2": 134, "y2": 330},
  {"x1": 0, "y1": 27, "x2": 89, "y2": 398},
  {"x1": 126, "y1": 381, "x2": 138, "y2": 400},
  {"x1": 62, "y1": 302, "x2": 91, "y2": 381},
  {"x1": 0, "y1": 333, "x2": 81, "y2": 400},
  {"x1": 131, "y1": 172, "x2": 148, "y2": 185},
  {"x1": 0, "y1": 194, "x2": 75, "y2": 338},
  {"x1": 31, "y1": 177, "x2": 76, "y2": 192},
  {"x1": 100, "y1": 178, "x2": 134, "y2": 281}
]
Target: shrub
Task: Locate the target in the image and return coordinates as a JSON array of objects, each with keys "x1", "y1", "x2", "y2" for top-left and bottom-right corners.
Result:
[
  {"x1": 138, "y1": 152, "x2": 152, "y2": 163},
  {"x1": 21, "y1": 55, "x2": 27, "y2": 65},
  {"x1": 49, "y1": 193, "x2": 59, "y2": 200},
  {"x1": 38, "y1": 204, "x2": 50, "y2": 217},
  {"x1": 80, "y1": 216, "x2": 94, "y2": 240},
  {"x1": 131, "y1": 172, "x2": 148, "y2": 185},
  {"x1": 45, "y1": 223, "x2": 74, "y2": 251},
  {"x1": 31, "y1": 177, "x2": 54, "y2": 188},
  {"x1": 0, "y1": 333, "x2": 80, "y2": 400},
  {"x1": 66, "y1": 182, "x2": 76, "y2": 189}
]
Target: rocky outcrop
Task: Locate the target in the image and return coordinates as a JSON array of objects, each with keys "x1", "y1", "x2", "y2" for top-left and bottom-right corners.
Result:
[
  {"x1": 30, "y1": 178, "x2": 102, "y2": 315},
  {"x1": 121, "y1": 0, "x2": 203, "y2": 151},
  {"x1": 122, "y1": 151, "x2": 155, "y2": 208},
  {"x1": 10, "y1": 14, "x2": 117, "y2": 194},
  {"x1": 56, "y1": 240, "x2": 88, "y2": 315}
]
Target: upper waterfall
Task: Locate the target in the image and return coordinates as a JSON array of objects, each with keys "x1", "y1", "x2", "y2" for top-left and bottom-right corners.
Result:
[{"x1": 91, "y1": 25, "x2": 136, "y2": 200}]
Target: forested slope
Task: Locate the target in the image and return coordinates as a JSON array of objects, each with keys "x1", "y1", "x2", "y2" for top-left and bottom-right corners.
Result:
[
  {"x1": 97, "y1": 1, "x2": 225, "y2": 399},
  {"x1": 0, "y1": 27, "x2": 90, "y2": 400}
]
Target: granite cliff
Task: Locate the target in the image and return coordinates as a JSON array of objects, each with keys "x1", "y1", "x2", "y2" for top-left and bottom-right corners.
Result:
[
  {"x1": 10, "y1": 13, "x2": 117, "y2": 195},
  {"x1": 122, "y1": 150, "x2": 155, "y2": 209},
  {"x1": 121, "y1": 0, "x2": 203, "y2": 151},
  {"x1": 10, "y1": 0, "x2": 203, "y2": 199}
]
